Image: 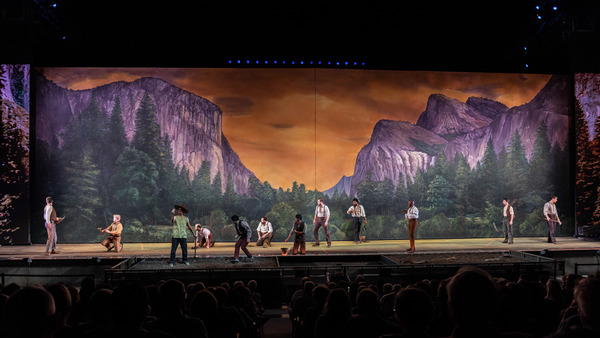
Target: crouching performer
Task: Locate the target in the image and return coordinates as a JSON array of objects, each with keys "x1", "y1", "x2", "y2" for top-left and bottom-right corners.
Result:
[{"x1": 100, "y1": 214, "x2": 123, "y2": 252}]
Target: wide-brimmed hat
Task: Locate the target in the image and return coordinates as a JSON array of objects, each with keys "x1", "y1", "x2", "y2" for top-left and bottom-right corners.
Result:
[{"x1": 174, "y1": 204, "x2": 189, "y2": 213}]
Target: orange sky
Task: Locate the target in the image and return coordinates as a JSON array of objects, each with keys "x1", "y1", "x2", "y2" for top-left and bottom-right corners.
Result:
[{"x1": 40, "y1": 68, "x2": 552, "y2": 191}]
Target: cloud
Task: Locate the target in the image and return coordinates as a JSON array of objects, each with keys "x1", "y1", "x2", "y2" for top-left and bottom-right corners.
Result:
[
  {"x1": 270, "y1": 123, "x2": 294, "y2": 129},
  {"x1": 213, "y1": 96, "x2": 254, "y2": 117}
]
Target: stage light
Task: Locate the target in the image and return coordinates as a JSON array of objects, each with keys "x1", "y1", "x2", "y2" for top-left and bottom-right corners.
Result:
[
  {"x1": 52, "y1": 3, "x2": 57, "y2": 8},
  {"x1": 524, "y1": 46, "x2": 527, "y2": 51},
  {"x1": 536, "y1": 5, "x2": 540, "y2": 10},
  {"x1": 525, "y1": 64, "x2": 529, "y2": 68},
  {"x1": 537, "y1": 15, "x2": 542, "y2": 19},
  {"x1": 553, "y1": 6, "x2": 557, "y2": 10}
]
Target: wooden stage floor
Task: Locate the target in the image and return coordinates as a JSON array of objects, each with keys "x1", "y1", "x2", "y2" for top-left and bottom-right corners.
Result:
[{"x1": 2, "y1": 236, "x2": 599, "y2": 260}]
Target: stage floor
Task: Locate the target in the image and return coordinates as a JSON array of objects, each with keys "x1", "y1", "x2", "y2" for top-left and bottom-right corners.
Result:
[{"x1": 2, "y1": 236, "x2": 599, "y2": 260}]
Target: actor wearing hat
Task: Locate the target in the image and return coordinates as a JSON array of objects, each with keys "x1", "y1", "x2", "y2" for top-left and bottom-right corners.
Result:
[{"x1": 169, "y1": 205, "x2": 197, "y2": 266}]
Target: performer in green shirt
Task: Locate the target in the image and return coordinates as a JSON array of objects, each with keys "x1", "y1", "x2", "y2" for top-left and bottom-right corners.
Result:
[{"x1": 169, "y1": 204, "x2": 196, "y2": 267}]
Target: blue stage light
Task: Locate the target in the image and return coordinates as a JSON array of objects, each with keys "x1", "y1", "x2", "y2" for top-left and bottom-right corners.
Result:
[
  {"x1": 537, "y1": 15, "x2": 542, "y2": 19},
  {"x1": 553, "y1": 6, "x2": 557, "y2": 10},
  {"x1": 535, "y1": 5, "x2": 540, "y2": 10}
]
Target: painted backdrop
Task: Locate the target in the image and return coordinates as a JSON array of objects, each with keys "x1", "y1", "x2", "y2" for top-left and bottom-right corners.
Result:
[
  {"x1": 0, "y1": 64, "x2": 30, "y2": 245},
  {"x1": 33, "y1": 68, "x2": 573, "y2": 243}
]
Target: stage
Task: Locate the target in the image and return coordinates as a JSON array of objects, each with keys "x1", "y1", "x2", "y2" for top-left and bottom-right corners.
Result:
[
  {"x1": 2, "y1": 236, "x2": 600, "y2": 304},
  {"x1": 1, "y1": 236, "x2": 599, "y2": 259}
]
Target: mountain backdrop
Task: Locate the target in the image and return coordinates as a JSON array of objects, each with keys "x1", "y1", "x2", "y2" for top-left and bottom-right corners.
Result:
[
  {"x1": 36, "y1": 76, "x2": 256, "y2": 194},
  {"x1": 326, "y1": 75, "x2": 570, "y2": 196}
]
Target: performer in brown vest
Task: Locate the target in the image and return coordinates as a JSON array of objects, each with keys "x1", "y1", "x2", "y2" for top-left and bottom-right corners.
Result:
[
  {"x1": 100, "y1": 214, "x2": 123, "y2": 252},
  {"x1": 502, "y1": 198, "x2": 515, "y2": 244},
  {"x1": 544, "y1": 196, "x2": 562, "y2": 244}
]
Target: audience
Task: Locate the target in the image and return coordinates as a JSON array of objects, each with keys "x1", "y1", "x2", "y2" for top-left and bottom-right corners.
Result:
[{"x1": 3, "y1": 266, "x2": 600, "y2": 338}]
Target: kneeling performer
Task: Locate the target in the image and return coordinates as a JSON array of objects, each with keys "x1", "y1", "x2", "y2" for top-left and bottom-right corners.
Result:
[{"x1": 101, "y1": 214, "x2": 123, "y2": 252}]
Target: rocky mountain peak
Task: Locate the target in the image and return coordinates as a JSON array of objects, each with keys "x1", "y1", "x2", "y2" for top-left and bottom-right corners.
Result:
[{"x1": 416, "y1": 93, "x2": 494, "y2": 137}]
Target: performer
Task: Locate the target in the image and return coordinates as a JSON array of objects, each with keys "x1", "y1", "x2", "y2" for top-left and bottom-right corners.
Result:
[
  {"x1": 402, "y1": 200, "x2": 419, "y2": 253},
  {"x1": 544, "y1": 196, "x2": 562, "y2": 244},
  {"x1": 169, "y1": 204, "x2": 196, "y2": 266},
  {"x1": 313, "y1": 198, "x2": 331, "y2": 247},
  {"x1": 232, "y1": 215, "x2": 254, "y2": 263},
  {"x1": 285, "y1": 214, "x2": 306, "y2": 255},
  {"x1": 43, "y1": 196, "x2": 63, "y2": 255},
  {"x1": 347, "y1": 198, "x2": 367, "y2": 244},
  {"x1": 193, "y1": 224, "x2": 215, "y2": 248},
  {"x1": 256, "y1": 217, "x2": 274, "y2": 247},
  {"x1": 501, "y1": 198, "x2": 515, "y2": 244},
  {"x1": 100, "y1": 214, "x2": 123, "y2": 252}
]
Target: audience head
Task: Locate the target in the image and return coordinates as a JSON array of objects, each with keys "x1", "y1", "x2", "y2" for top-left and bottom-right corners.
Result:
[
  {"x1": 355, "y1": 287, "x2": 379, "y2": 316},
  {"x1": 87, "y1": 288, "x2": 113, "y2": 324},
  {"x1": 190, "y1": 289, "x2": 219, "y2": 319},
  {"x1": 112, "y1": 283, "x2": 149, "y2": 330},
  {"x1": 312, "y1": 285, "x2": 330, "y2": 309},
  {"x1": 159, "y1": 279, "x2": 187, "y2": 312},
  {"x1": 3, "y1": 285, "x2": 59, "y2": 338},
  {"x1": 46, "y1": 283, "x2": 72, "y2": 324},
  {"x1": 574, "y1": 277, "x2": 600, "y2": 330},
  {"x1": 394, "y1": 287, "x2": 434, "y2": 334},
  {"x1": 447, "y1": 266, "x2": 499, "y2": 325},
  {"x1": 323, "y1": 288, "x2": 352, "y2": 321}
]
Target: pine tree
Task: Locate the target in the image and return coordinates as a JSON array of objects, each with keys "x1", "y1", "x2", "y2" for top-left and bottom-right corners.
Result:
[
  {"x1": 62, "y1": 155, "x2": 103, "y2": 241},
  {"x1": 453, "y1": 153, "x2": 471, "y2": 217},
  {"x1": 478, "y1": 138, "x2": 500, "y2": 201},
  {"x1": 529, "y1": 120, "x2": 553, "y2": 193},
  {"x1": 105, "y1": 97, "x2": 128, "y2": 168},
  {"x1": 108, "y1": 149, "x2": 159, "y2": 222},
  {"x1": 497, "y1": 146, "x2": 509, "y2": 197},
  {"x1": 393, "y1": 173, "x2": 408, "y2": 215},
  {"x1": 407, "y1": 170, "x2": 426, "y2": 207},
  {"x1": 575, "y1": 101, "x2": 595, "y2": 225},
  {"x1": 505, "y1": 131, "x2": 529, "y2": 197},
  {"x1": 132, "y1": 92, "x2": 162, "y2": 161},
  {"x1": 191, "y1": 160, "x2": 213, "y2": 219},
  {"x1": 427, "y1": 175, "x2": 452, "y2": 212}
]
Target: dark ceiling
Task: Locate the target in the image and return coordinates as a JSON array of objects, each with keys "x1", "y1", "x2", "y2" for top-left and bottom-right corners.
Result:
[{"x1": 2, "y1": 0, "x2": 599, "y2": 73}]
